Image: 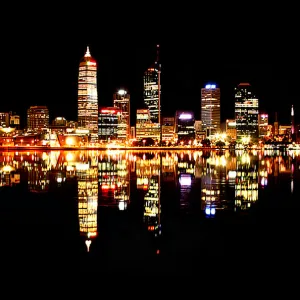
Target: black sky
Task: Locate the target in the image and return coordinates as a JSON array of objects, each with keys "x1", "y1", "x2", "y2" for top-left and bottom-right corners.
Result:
[{"x1": 1, "y1": 4, "x2": 299, "y2": 127}]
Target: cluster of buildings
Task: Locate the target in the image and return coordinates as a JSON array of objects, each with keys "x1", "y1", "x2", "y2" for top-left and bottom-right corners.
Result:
[{"x1": 0, "y1": 45, "x2": 299, "y2": 147}]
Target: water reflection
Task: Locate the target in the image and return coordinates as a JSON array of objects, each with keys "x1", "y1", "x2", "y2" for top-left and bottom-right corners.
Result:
[
  {"x1": 75, "y1": 152, "x2": 98, "y2": 251},
  {"x1": 1, "y1": 148, "x2": 300, "y2": 256},
  {"x1": 98, "y1": 151, "x2": 130, "y2": 210}
]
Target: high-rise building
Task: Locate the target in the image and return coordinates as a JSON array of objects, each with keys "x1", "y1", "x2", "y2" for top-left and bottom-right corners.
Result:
[
  {"x1": 27, "y1": 106, "x2": 49, "y2": 132},
  {"x1": 98, "y1": 107, "x2": 120, "y2": 142},
  {"x1": 258, "y1": 113, "x2": 269, "y2": 137},
  {"x1": 175, "y1": 110, "x2": 195, "y2": 144},
  {"x1": 201, "y1": 84, "x2": 221, "y2": 136},
  {"x1": 135, "y1": 109, "x2": 158, "y2": 141},
  {"x1": 143, "y1": 45, "x2": 161, "y2": 141},
  {"x1": 78, "y1": 46, "x2": 98, "y2": 143},
  {"x1": 162, "y1": 117, "x2": 175, "y2": 143},
  {"x1": 234, "y1": 83, "x2": 259, "y2": 143},
  {"x1": 113, "y1": 89, "x2": 130, "y2": 141}
]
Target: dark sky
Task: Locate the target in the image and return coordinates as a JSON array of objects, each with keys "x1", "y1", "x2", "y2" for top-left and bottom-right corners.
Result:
[{"x1": 1, "y1": 4, "x2": 299, "y2": 127}]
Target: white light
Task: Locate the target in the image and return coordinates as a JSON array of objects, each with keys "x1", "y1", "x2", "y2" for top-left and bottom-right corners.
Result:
[
  {"x1": 118, "y1": 89, "x2": 127, "y2": 95},
  {"x1": 179, "y1": 113, "x2": 192, "y2": 120},
  {"x1": 205, "y1": 84, "x2": 216, "y2": 89}
]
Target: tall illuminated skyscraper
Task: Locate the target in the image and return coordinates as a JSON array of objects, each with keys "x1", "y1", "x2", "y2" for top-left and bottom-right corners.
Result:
[
  {"x1": 234, "y1": 83, "x2": 259, "y2": 142},
  {"x1": 201, "y1": 84, "x2": 220, "y2": 136},
  {"x1": 143, "y1": 45, "x2": 161, "y2": 142},
  {"x1": 78, "y1": 46, "x2": 98, "y2": 143}
]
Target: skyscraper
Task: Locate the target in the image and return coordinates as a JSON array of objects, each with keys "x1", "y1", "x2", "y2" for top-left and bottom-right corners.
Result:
[
  {"x1": 78, "y1": 46, "x2": 98, "y2": 143},
  {"x1": 201, "y1": 84, "x2": 221, "y2": 136},
  {"x1": 143, "y1": 45, "x2": 161, "y2": 142},
  {"x1": 113, "y1": 89, "x2": 130, "y2": 141},
  {"x1": 234, "y1": 83, "x2": 259, "y2": 143},
  {"x1": 27, "y1": 106, "x2": 49, "y2": 131}
]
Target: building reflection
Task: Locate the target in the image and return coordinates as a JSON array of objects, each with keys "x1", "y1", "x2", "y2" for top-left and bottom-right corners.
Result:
[
  {"x1": 1, "y1": 149, "x2": 299, "y2": 218},
  {"x1": 135, "y1": 152, "x2": 160, "y2": 191},
  {"x1": 201, "y1": 151, "x2": 228, "y2": 216},
  {"x1": 234, "y1": 151, "x2": 258, "y2": 211},
  {"x1": 98, "y1": 150, "x2": 130, "y2": 210},
  {"x1": 0, "y1": 150, "x2": 61, "y2": 191},
  {"x1": 76, "y1": 151, "x2": 98, "y2": 252},
  {"x1": 142, "y1": 153, "x2": 162, "y2": 255},
  {"x1": 176, "y1": 151, "x2": 194, "y2": 209}
]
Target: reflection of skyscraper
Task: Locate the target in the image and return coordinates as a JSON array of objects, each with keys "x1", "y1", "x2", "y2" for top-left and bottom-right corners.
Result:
[
  {"x1": 135, "y1": 153, "x2": 160, "y2": 190},
  {"x1": 98, "y1": 152, "x2": 130, "y2": 210},
  {"x1": 143, "y1": 154, "x2": 162, "y2": 255},
  {"x1": 78, "y1": 46, "x2": 98, "y2": 143},
  {"x1": 234, "y1": 152, "x2": 258, "y2": 210},
  {"x1": 177, "y1": 152, "x2": 195, "y2": 209},
  {"x1": 77, "y1": 159, "x2": 98, "y2": 252},
  {"x1": 98, "y1": 155, "x2": 118, "y2": 207},
  {"x1": 179, "y1": 173, "x2": 192, "y2": 209},
  {"x1": 201, "y1": 153, "x2": 229, "y2": 216},
  {"x1": 161, "y1": 152, "x2": 176, "y2": 182},
  {"x1": 114, "y1": 153, "x2": 130, "y2": 210}
]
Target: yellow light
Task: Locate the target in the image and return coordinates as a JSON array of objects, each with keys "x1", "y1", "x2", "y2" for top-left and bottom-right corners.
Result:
[{"x1": 2, "y1": 165, "x2": 15, "y2": 172}]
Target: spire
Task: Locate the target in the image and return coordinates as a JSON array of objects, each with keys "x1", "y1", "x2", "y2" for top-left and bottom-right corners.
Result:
[
  {"x1": 155, "y1": 44, "x2": 160, "y2": 66},
  {"x1": 291, "y1": 104, "x2": 294, "y2": 116},
  {"x1": 85, "y1": 46, "x2": 91, "y2": 57}
]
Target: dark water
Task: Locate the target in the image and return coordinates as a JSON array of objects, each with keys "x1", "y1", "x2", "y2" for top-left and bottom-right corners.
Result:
[{"x1": 0, "y1": 149, "x2": 299, "y2": 275}]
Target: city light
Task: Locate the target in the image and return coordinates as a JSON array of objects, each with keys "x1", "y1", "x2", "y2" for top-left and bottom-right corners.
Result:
[
  {"x1": 118, "y1": 89, "x2": 127, "y2": 95},
  {"x1": 205, "y1": 84, "x2": 216, "y2": 89},
  {"x1": 179, "y1": 113, "x2": 192, "y2": 120}
]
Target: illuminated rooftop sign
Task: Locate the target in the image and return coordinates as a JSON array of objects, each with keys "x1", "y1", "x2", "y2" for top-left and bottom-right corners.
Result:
[
  {"x1": 179, "y1": 113, "x2": 192, "y2": 120},
  {"x1": 118, "y1": 89, "x2": 127, "y2": 95},
  {"x1": 101, "y1": 109, "x2": 117, "y2": 114},
  {"x1": 205, "y1": 84, "x2": 216, "y2": 89}
]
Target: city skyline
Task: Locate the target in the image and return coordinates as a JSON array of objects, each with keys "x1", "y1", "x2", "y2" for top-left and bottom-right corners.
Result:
[{"x1": 1, "y1": 41, "x2": 297, "y2": 127}]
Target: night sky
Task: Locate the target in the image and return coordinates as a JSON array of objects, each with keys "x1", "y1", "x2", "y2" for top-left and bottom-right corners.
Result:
[{"x1": 1, "y1": 5, "x2": 298, "y2": 128}]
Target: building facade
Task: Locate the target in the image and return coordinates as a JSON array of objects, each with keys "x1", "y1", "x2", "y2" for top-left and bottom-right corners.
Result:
[
  {"x1": 78, "y1": 46, "x2": 98, "y2": 143},
  {"x1": 234, "y1": 83, "x2": 259, "y2": 143},
  {"x1": 27, "y1": 106, "x2": 49, "y2": 132},
  {"x1": 113, "y1": 89, "x2": 130, "y2": 141},
  {"x1": 201, "y1": 84, "x2": 221, "y2": 136}
]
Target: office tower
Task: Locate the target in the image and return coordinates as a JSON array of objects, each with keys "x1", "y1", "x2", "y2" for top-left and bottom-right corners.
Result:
[
  {"x1": 113, "y1": 89, "x2": 130, "y2": 141},
  {"x1": 143, "y1": 45, "x2": 161, "y2": 142},
  {"x1": 162, "y1": 117, "x2": 175, "y2": 143},
  {"x1": 136, "y1": 109, "x2": 158, "y2": 141},
  {"x1": 258, "y1": 113, "x2": 269, "y2": 137},
  {"x1": 175, "y1": 110, "x2": 195, "y2": 144},
  {"x1": 201, "y1": 84, "x2": 221, "y2": 136},
  {"x1": 234, "y1": 83, "x2": 259, "y2": 143},
  {"x1": 98, "y1": 107, "x2": 120, "y2": 142},
  {"x1": 27, "y1": 106, "x2": 49, "y2": 131},
  {"x1": 78, "y1": 46, "x2": 98, "y2": 143}
]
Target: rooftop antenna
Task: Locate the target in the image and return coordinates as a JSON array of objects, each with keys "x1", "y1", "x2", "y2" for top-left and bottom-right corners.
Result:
[{"x1": 156, "y1": 44, "x2": 162, "y2": 145}]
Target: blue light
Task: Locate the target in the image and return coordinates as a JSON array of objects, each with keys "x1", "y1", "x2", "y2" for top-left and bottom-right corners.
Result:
[
  {"x1": 205, "y1": 84, "x2": 216, "y2": 89},
  {"x1": 205, "y1": 206, "x2": 216, "y2": 216}
]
